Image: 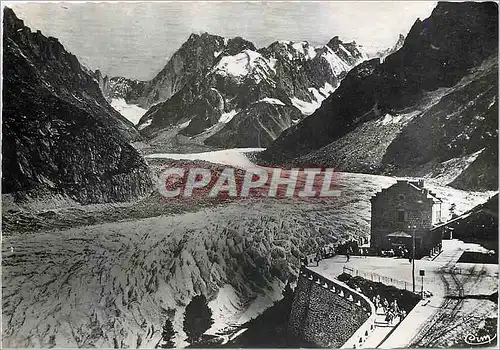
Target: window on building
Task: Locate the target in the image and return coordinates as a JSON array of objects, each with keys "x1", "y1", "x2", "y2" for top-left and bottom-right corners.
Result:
[
  {"x1": 399, "y1": 194, "x2": 405, "y2": 200},
  {"x1": 397, "y1": 210, "x2": 405, "y2": 222},
  {"x1": 434, "y1": 209, "x2": 441, "y2": 223}
]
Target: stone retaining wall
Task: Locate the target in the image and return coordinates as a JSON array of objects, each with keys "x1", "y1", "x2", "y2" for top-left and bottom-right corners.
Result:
[{"x1": 288, "y1": 266, "x2": 375, "y2": 348}]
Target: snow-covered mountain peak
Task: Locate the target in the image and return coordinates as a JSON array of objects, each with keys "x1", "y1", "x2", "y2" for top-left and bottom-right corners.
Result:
[
  {"x1": 317, "y1": 45, "x2": 354, "y2": 76},
  {"x1": 261, "y1": 40, "x2": 319, "y2": 62},
  {"x1": 213, "y1": 49, "x2": 276, "y2": 83},
  {"x1": 101, "y1": 31, "x2": 374, "y2": 148},
  {"x1": 291, "y1": 41, "x2": 317, "y2": 60}
]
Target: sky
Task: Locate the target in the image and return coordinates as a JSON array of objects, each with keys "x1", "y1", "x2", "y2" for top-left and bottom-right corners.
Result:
[{"x1": 6, "y1": 1, "x2": 437, "y2": 80}]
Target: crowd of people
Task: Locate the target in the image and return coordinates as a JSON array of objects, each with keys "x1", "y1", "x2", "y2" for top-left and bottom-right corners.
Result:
[
  {"x1": 300, "y1": 243, "x2": 415, "y2": 327},
  {"x1": 371, "y1": 294, "x2": 407, "y2": 325},
  {"x1": 301, "y1": 245, "x2": 337, "y2": 266},
  {"x1": 380, "y1": 243, "x2": 443, "y2": 260},
  {"x1": 301, "y1": 241, "x2": 362, "y2": 266},
  {"x1": 302, "y1": 240, "x2": 443, "y2": 265}
]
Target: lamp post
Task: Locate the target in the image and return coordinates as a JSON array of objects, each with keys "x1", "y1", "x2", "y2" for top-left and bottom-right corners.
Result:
[
  {"x1": 409, "y1": 225, "x2": 416, "y2": 293},
  {"x1": 421, "y1": 273, "x2": 424, "y2": 299}
]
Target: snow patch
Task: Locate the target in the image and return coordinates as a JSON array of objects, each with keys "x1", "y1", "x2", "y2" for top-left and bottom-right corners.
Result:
[
  {"x1": 291, "y1": 97, "x2": 321, "y2": 116},
  {"x1": 487, "y1": 97, "x2": 496, "y2": 110},
  {"x1": 291, "y1": 42, "x2": 316, "y2": 60},
  {"x1": 375, "y1": 110, "x2": 420, "y2": 127},
  {"x1": 255, "y1": 97, "x2": 286, "y2": 106},
  {"x1": 377, "y1": 113, "x2": 403, "y2": 126},
  {"x1": 292, "y1": 42, "x2": 305, "y2": 55},
  {"x1": 268, "y1": 57, "x2": 277, "y2": 70},
  {"x1": 308, "y1": 87, "x2": 324, "y2": 102},
  {"x1": 423, "y1": 148, "x2": 486, "y2": 186},
  {"x1": 321, "y1": 47, "x2": 353, "y2": 76},
  {"x1": 339, "y1": 44, "x2": 353, "y2": 57},
  {"x1": 319, "y1": 82, "x2": 335, "y2": 96},
  {"x1": 300, "y1": 81, "x2": 336, "y2": 115},
  {"x1": 306, "y1": 45, "x2": 317, "y2": 60},
  {"x1": 145, "y1": 148, "x2": 264, "y2": 169},
  {"x1": 110, "y1": 98, "x2": 147, "y2": 125},
  {"x1": 207, "y1": 285, "x2": 244, "y2": 335},
  {"x1": 218, "y1": 110, "x2": 239, "y2": 123},
  {"x1": 138, "y1": 118, "x2": 152, "y2": 130},
  {"x1": 178, "y1": 119, "x2": 192, "y2": 128},
  {"x1": 213, "y1": 50, "x2": 275, "y2": 83},
  {"x1": 215, "y1": 51, "x2": 255, "y2": 77}
]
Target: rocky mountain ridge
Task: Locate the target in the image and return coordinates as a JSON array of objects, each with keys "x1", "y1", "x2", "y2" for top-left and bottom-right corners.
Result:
[
  {"x1": 259, "y1": 1, "x2": 498, "y2": 191},
  {"x1": 2, "y1": 7, "x2": 152, "y2": 204},
  {"x1": 96, "y1": 33, "x2": 370, "y2": 149},
  {"x1": 376, "y1": 34, "x2": 406, "y2": 62},
  {"x1": 94, "y1": 34, "x2": 258, "y2": 109}
]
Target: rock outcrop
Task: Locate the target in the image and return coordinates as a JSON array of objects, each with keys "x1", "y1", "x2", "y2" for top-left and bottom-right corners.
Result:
[
  {"x1": 260, "y1": 2, "x2": 498, "y2": 191},
  {"x1": 2, "y1": 7, "x2": 152, "y2": 204},
  {"x1": 128, "y1": 34, "x2": 368, "y2": 148}
]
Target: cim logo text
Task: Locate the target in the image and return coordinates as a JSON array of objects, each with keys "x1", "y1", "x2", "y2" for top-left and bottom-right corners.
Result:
[{"x1": 464, "y1": 333, "x2": 497, "y2": 346}]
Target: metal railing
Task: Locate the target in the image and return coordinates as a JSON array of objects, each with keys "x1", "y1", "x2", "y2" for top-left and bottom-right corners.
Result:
[{"x1": 342, "y1": 266, "x2": 424, "y2": 293}]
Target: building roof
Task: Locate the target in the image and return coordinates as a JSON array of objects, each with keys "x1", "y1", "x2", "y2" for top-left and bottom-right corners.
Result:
[
  {"x1": 387, "y1": 231, "x2": 412, "y2": 238},
  {"x1": 406, "y1": 181, "x2": 442, "y2": 203},
  {"x1": 372, "y1": 179, "x2": 442, "y2": 203}
]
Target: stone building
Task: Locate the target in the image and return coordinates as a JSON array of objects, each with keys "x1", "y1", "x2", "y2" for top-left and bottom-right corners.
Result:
[{"x1": 370, "y1": 180, "x2": 443, "y2": 258}]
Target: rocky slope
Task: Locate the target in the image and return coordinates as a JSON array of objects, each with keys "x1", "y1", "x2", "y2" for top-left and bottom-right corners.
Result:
[
  {"x1": 94, "y1": 34, "x2": 257, "y2": 110},
  {"x1": 98, "y1": 33, "x2": 368, "y2": 149},
  {"x1": 445, "y1": 193, "x2": 498, "y2": 240},
  {"x1": 373, "y1": 34, "x2": 405, "y2": 62},
  {"x1": 2, "y1": 7, "x2": 152, "y2": 204},
  {"x1": 260, "y1": 2, "x2": 498, "y2": 191}
]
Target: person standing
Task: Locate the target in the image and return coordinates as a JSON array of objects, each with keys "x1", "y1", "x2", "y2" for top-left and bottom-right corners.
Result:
[
  {"x1": 346, "y1": 247, "x2": 350, "y2": 262},
  {"x1": 315, "y1": 250, "x2": 321, "y2": 266},
  {"x1": 392, "y1": 299, "x2": 399, "y2": 314}
]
